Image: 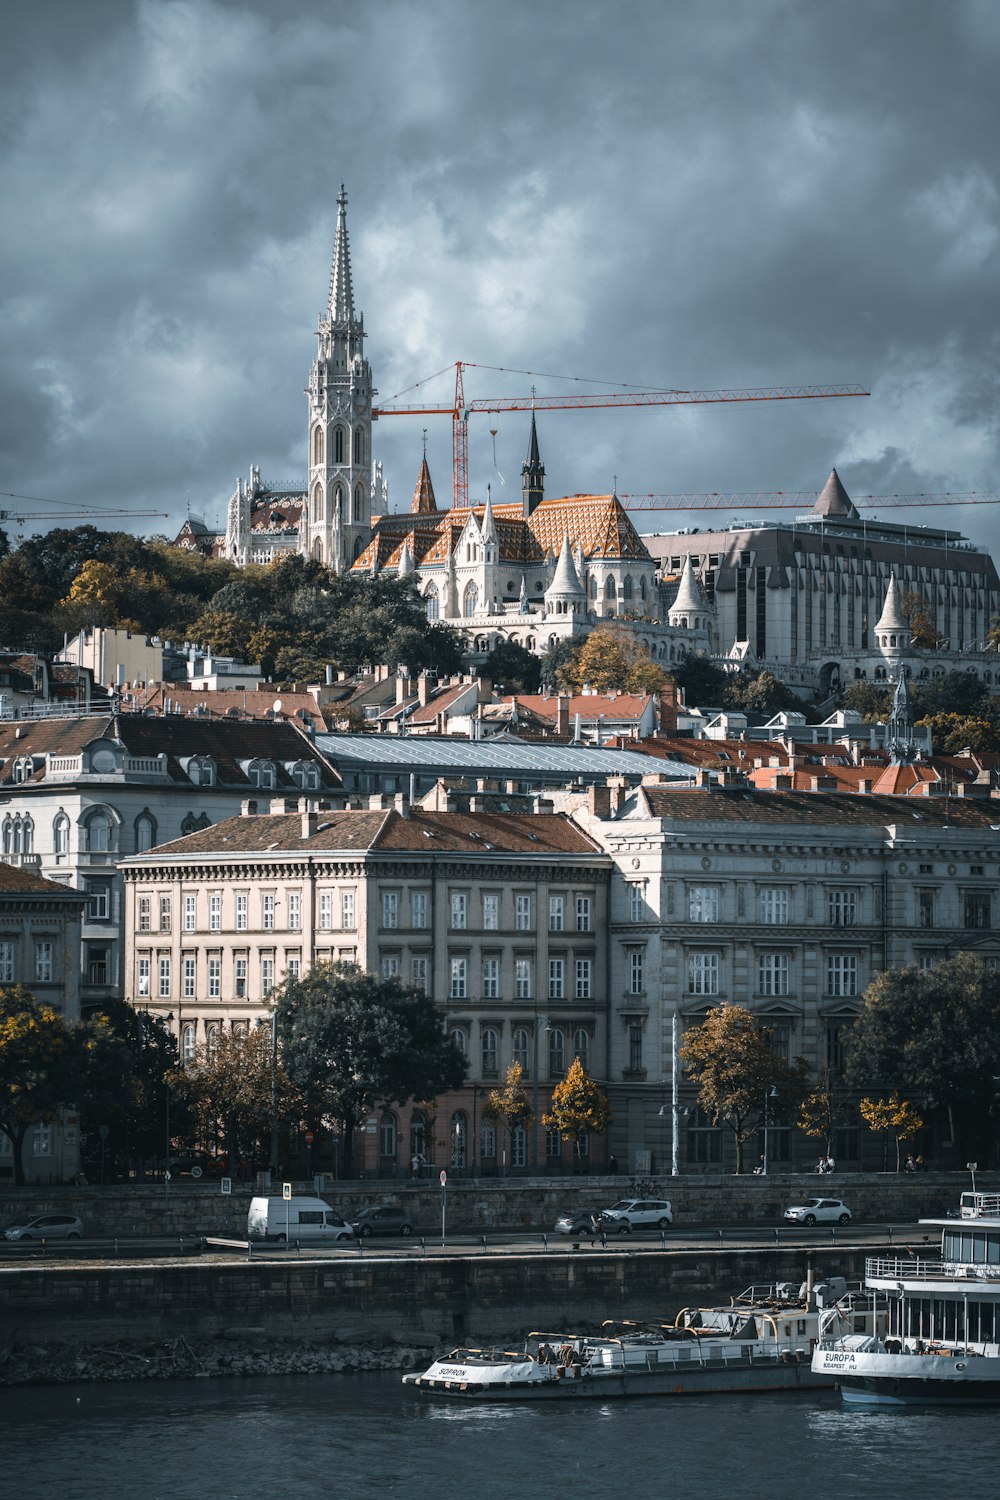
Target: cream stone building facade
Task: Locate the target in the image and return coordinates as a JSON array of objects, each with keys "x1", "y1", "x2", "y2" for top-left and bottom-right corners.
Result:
[{"x1": 121, "y1": 804, "x2": 611, "y2": 1177}]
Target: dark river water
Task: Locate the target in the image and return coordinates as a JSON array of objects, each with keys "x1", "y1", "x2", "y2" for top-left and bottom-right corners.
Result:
[{"x1": 1, "y1": 1371, "x2": 996, "y2": 1500}]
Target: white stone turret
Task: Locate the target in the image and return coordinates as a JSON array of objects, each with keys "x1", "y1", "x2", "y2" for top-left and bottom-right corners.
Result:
[
  {"x1": 668, "y1": 556, "x2": 707, "y2": 631},
  {"x1": 545, "y1": 533, "x2": 586, "y2": 617},
  {"x1": 875, "y1": 574, "x2": 911, "y2": 657}
]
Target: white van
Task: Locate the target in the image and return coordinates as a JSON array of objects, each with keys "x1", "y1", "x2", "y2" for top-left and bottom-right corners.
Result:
[{"x1": 247, "y1": 1195, "x2": 355, "y2": 1243}]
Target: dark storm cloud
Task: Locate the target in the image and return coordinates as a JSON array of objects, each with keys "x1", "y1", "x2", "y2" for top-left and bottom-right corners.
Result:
[{"x1": 1, "y1": 0, "x2": 998, "y2": 552}]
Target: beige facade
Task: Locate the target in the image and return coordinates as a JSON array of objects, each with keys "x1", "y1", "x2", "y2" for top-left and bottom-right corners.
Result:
[{"x1": 121, "y1": 806, "x2": 611, "y2": 1176}]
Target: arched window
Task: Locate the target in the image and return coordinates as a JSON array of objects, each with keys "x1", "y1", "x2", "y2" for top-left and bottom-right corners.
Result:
[
  {"x1": 623, "y1": 575, "x2": 633, "y2": 601},
  {"x1": 380, "y1": 1113, "x2": 397, "y2": 1160},
  {"x1": 189, "y1": 757, "x2": 215, "y2": 787},
  {"x1": 311, "y1": 482, "x2": 323, "y2": 524},
  {"x1": 181, "y1": 1023, "x2": 196, "y2": 1066},
  {"x1": 425, "y1": 588, "x2": 440, "y2": 622},
  {"x1": 53, "y1": 813, "x2": 70, "y2": 858},
  {"x1": 1, "y1": 817, "x2": 12, "y2": 855},
  {"x1": 291, "y1": 761, "x2": 320, "y2": 790},
  {"x1": 17, "y1": 816, "x2": 34, "y2": 855},
  {"x1": 334, "y1": 427, "x2": 346, "y2": 464},
  {"x1": 463, "y1": 582, "x2": 479, "y2": 617},
  {"x1": 548, "y1": 1027, "x2": 566, "y2": 1078},
  {"x1": 450, "y1": 1027, "x2": 467, "y2": 1056},
  {"x1": 512, "y1": 1027, "x2": 529, "y2": 1073},
  {"x1": 410, "y1": 1112, "x2": 427, "y2": 1160},
  {"x1": 480, "y1": 1120, "x2": 497, "y2": 1163},
  {"x1": 135, "y1": 811, "x2": 157, "y2": 854},
  {"x1": 84, "y1": 809, "x2": 114, "y2": 854},
  {"x1": 590, "y1": 577, "x2": 598, "y2": 600},
  {"x1": 312, "y1": 426, "x2": 324, "y2": 466},
  {"x1": 181, "y1": 812, "x2": 211, "y2": 836},
  {"x1": 639, "y1": 577, "x2": 647, "y2": 600},
  {"x1": 13, "y1": 757, "x2": 32, "y2": 784},
  {"x1": 605, "y1": 577, "x2": 616, "y2": 600},
  {"x1": 353, "y1": 428, "x2": 364, "y2": 464},
  {"x1": 573, "y1": 1029, "x2": 589, "y2": 1072},
  {"x1": 511, "y1": 1123, "x2": 527, "y2": 1169},
  {"x1": 451, "y1": 1111, "x2": 467, "y2": 1168},
  {"x1": 355, "y1": 483, "x2": 365, "y2": 523},
  {"x1": 206, "y1": 1023, "x2": 220, "y2": 1060},
  {"x1": 481, "y1": 1026, "x2": 499, "y2": 1078},
  {"x1": 248, "y1": 760, "x2": 276, "y2": 789}
]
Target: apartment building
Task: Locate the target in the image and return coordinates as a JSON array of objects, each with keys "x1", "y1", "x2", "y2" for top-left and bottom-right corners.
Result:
[{"x1": 121, "y1": 804, "x2": 611, "y2": 1176}]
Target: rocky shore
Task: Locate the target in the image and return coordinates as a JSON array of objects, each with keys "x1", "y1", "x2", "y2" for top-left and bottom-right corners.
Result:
[{"x1": 0, "y1": 1330, "x2": 449, "y2": 1387}]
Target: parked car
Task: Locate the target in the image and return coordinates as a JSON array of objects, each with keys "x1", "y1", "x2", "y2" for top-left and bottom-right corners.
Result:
[
  {"x1": 783, "y1": 1197, "x2": 852, "y2": 1226},
  {"x1": 164, "y1": 1151, "x2": 224, "y2": 1180},
  {"x1": 598, "y1": 1199, "x2": 673, "y2": 1233},
  {"x1": 4, "y1": 1213, "x2": 84, "y2": 1242},
  {"x1": 554, "y1": 1210, "x2": 603, "y2": 1236},
  {"x1": 350, "y1": 1205, "x2": 413, "y2": 1237}
]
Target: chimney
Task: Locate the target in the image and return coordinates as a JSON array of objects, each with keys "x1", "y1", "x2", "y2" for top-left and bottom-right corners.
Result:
[
  {"x1": 556, "y1": 695, "x2": 570, "y2": 736},
  {"x1": 301, "y1": 807, "x2": 319, "y2": 838},
  {"x1": 588, "y1": 785, "x2": 612, "y2": 818},
  {"x1": 858, "y1": 778, "x2": 873, "y2": 794},
  {"x1": 396, "y1": 674, "x2": 411, "y2": 705},
  {"x1": 241, "y1": 798, "x2": 259, "y2": 816},
  {"x1": 418, "y1": 672, "x2": 433, "y2": 707}
]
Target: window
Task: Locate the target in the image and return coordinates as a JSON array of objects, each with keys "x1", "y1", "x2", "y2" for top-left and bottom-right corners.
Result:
[
  {"x1": 549, "y1": 895, "x2": 565, "y2": 932},
  {"x1": 451, "y1": 1112, "x2": 467, "y2": 1169},
  {"x1": 482, "y1": 956, "x2": 500, "y2": 998},
  {"x1": 53, "y1": 813, "x2": 70, "y2": 857},
  {"x1": 183, "y1": 894, "x2": 196, "y2": 932},
  {"x1": 85, "y1": 810, "x2": 113, "y2": 854},
  {"x1": 382, "y1": 891, "x2": 399, "y2": 929},
  {"x1": 548, "y1": 1027, "x2": 566, "y2": 1078},
  {"x1": 480, "y1": 1121, "x2": 496, "y2": 1161},
  {"x1": 688, "y1": 951, "x2": 719, "y2": 995},
  {"x1": 546, "y1": 1127, "x2": 561, "y2": 1161},
  {"x1": 826, "y1": 1020, "x2": 853, "y2": 1075},
  {"x1": 87, "y1": 944, "x2": 109, "y2": 985},
  {"x1": 482, "y1": 892, "x2": 499, "y2": 930},
  {"x1": 189, "y1": 757, "x2": 215, "y2": 787},
  {"x1": 629, "y1": 949, "x2": 644, "y2": 995},
  {"x1": 182, "y1": 1024, "x2": 196, "y2": 1066},
  {"x1": 206, "y1": 1023, "x2": 220, "y2": 1060},
  {"x1": 137, "y1": 956, "x2": 150, "y2": 997},
  {"x1": 209, "y1": 892, "x2": 221, "y2": 932},
  {"x1": 291, "y1": 761, "x2": 320, "y2": 790},
  {"x1": 549, "y1": 957, "x2": 565, "y2": 999},
  {"x1": 411, "y1": 956, "x2": 429, "y2": 994},
  {"x1": 287, "y1": 892, "x2": 301, "y2": 931},
  {"x1": 0, "y1": 940, "x2": 12, "y2": 983},
  {"x1": 34, "y1": 941, "x2": 53, "y2": 983},
  {"x1": 964, "y1": 892, "x2": 991, "y2": 930},
  {"x1": 286, "y1": 956, "x2": 300, "y2": 981},
  {"x1": 135, "y1": 813, "x2": 156, "y2": 853},
  {"x1": 764, "y1": 1020, "x2": 790, "y2": 1063},
  {"x1": 32, "y1": 1123, "x2": 52, "y2": 1158},
  {"x1": 515, "y1": 893, "x2": 532, "y2": 931},
  {"x1": 261, "y1": 956, "x2": 275, "y2": 996},
  {"x1": 411, "y1": 891, "x2": 428, "y2": 929},
  {"x1": 138, "y1": 895, "x2": 151, "y2": 932},
  {"x1": 158, "y1": 957, "x2": 171, "y2": 998},
  {"x1": 575, "y1": 895, "x2": 592, "y2": 932},
  {"x1": 688, "y1": 886, "x2": 719, "y2": 923},
  {"x1": 686, "y1": 1105, "x2": 723, "y2": 1164},
  {"x1": 208, "y1": 956, "x2": 221, "y2": 998},
  {"x1": 450, "y1": 1027, "x2": 467, "y2": 1056},
  {"x1": 319, "y1": 891, "x2": 332, "y2": 930},
  {"x1": 515, "y1": 957, "x2": 532, "y2": 998},
  {"x1": 450, "y1": 892, "x2": 468, "y2": 930},
  {"x1": 573, "y1": 1028, "x2": 589, "y2": 1071},
  {"x1": 758, "y1": 952, "x2": 789, "y2": 997},
  {"x1": 575, "y1": 958, "x2": 592, "y2": 999},
  {"x1": 827, "y1": 954, "x2": 859, "y2": 997},
  {"x1": 381, "y1": 954, "x2": 400, "y2": 980},
  {"x1": 757, "y1": 887, "x2": 789, "y2": 925},
  {"x1": 262, "y1": 894, "x2": 275, "y2": 931},
  {"x1": 380, "y1": 1113, "x2": 397, "y2": 1160},
  {"x1": 341, "y1": 890, "x2": 355, "y2": 929},
  {"x1": 827, "y1": 889, "x2": 858, "y2": 926},
  {"x1": 158, "y1": 895, "x2": 171, "y2": 932},
  {"x1": 183, "y1": 956, "x2": 196, "y2": 999},
  {"x1": 450, "y1": 957, "x2": 467, "y2": 999},
  {"x1": 248, "y1": 759, "x2": 276, "y2": 790},
  {"x1": 511, "y1": 1124, "x2": 527, "y2": 1168},
  {"x1": 482, "y1": 1027, "x2": 499, "y2": 1078},
  {"x1": 629, "y1": 884, "x2": 644, "y2": 923},
  {"x1": 85, "y1": 881, "x2": 111, "y2": 921},
  {"x1": 513, "y1": 1027, "x2": 529, "y2": 1072},
  {"x1": 918, "y1": 889, "x2": 935, "y2": 928},
  {"x1": 628, "y1": 1022, "x2": 644, "y2": 1073},
  {"x1": 234, "y1": 892, "x2": 248, "y2": 932}
]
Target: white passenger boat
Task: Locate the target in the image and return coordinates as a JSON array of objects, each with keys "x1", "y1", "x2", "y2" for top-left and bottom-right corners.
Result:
[
  {"x1": 812, "y1": 1191, "x2": 1000, "y2": 1405},
  {"x1": 403, "y1": 1278, "x2": 885, "y2": 1400}
]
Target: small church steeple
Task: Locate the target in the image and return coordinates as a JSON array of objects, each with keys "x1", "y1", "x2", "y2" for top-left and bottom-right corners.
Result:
[
  {"x1": 328, "y1": 185, "x2": 356, "y2": 325},
  {"x1": 522, "y1": 411, "x2": 545, "y2": 518}
]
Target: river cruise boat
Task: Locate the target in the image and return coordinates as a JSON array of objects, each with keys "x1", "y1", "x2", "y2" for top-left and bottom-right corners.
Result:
[
  {"x1": 812, "y1": 1191, "x2": 1000, "y2": 1405},
  {"x1": 403, "y1": 1278, "x2": 886, "y2": 1401}
]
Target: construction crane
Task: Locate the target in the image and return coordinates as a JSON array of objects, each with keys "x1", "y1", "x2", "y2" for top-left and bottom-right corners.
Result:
[
  {"x1": 372, "y1": 361, "x2": 870, "y2": 509},
  {"x1": 619, "y1": 491, "x2": 1000, "y2": 511},
  {"x1": 0, "y1": 495, "x2": 170, "y2": 529}
]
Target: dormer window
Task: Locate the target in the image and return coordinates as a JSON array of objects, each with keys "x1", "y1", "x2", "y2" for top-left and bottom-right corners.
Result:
[
  {"x1": 189, "y1": 757, "x2": 215, "y2": 787},
  {"x1": 12, "y1": 757, "x2": 32, "y2": 784},
  {"x1": 248, "y1": 759, "x2": 276, "y2": 790},
  {"x1": 291, "y1": 761, "x2": 320, "y2": 791}
]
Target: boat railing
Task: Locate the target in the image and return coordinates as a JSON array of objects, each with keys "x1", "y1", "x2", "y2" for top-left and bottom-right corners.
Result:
[
  {"x1": 961, "y1": 1192, "x2": 1000, "y2": 1219},
  {"x1": 867, "y1": 1255, "x2": 1000, "y2": 1281}
]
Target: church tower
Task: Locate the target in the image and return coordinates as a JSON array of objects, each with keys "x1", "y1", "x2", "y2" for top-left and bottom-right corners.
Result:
[
  {"x1": 300, "y1": 187, "x2": 374, "y2": 571},
  {"x1": 521, "y1": 412, "x2": 545, "y2": 517}
]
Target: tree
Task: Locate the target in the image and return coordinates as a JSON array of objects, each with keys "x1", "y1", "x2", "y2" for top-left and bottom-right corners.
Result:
[
  {"x1": 916, "y1": 711, "x2": 1000, "y2": 755},
  {"x1": 670, "y1": 654, "x2": 728, "y2": 710},
  {"x1": 0, "y1": 985, "x2": 77, "y2": 1186},
  {"x1": 901, "y1": 590, "x2": 946, "y2": 649},
  {"x1": 846, "y1": 954, "x2": 1000, "y2": 1162},
  {"x1": 75, "y1": 1000, "x2": 185, "y2": 1180},
  {"x1": 723, "y1": 669, "x2": 805, "y2": 716},
  {"x1": 679, "y1": 1004, "x2": 810, "y2": 1174},
  {"x1": 841, "y1": 681, "x2": 893, "y2": 721},
  {"x1": 479, "y1": 638, "x2": 542, "y2": 693},
  {"x1": 556, "y1": 627, "x2": 665, "y2": 695},
  {"x1": 542, "y1": 1057, "x2": 612, "y2": 1162},
  {"x1": 859, "y1": 1093, "x2": 924, "y2": 1172},
  {"x1": 272, "y1": 962, "x2": 466, "y2": 1173},
  {"x1": 171, "y1": 1024, "x2": 300, "y2": 1173},
  {"x1": 799, "y1": 1068, "x2": 853, "y2": 1159},
  {"x1": 482, "y1": 1062, "x2": 534, "y2": 1167}
]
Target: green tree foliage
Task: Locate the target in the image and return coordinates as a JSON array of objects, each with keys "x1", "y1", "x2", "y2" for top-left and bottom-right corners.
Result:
[
  {"x1": 859, "y1": 1093, "x2": 924, "y2": 1172},
  {"x1": 679, "y1": 1004, "x2": 810, "y2": 1174},
  {"x1": 0, "y1": 985, "x2": 77, "y2": 1186},
  {"x1": 553, "y1": 628, "x2": 666, "y2": 695},
  {"x1": 722, "y1": 669, "x2": 806, "y2": 716},
  {"x1": 542, "y1": 1056, "x2": 612, "y2": 1157},
  {"x1": 479, "y1": 638, "x2": 542, "y2": 693},
  {"x1": 841, "y1": 680, "x2": 893, "y2": 721},
  {"x1": 482, "y1": 1062, "x2": 534, "y2": 1161},
  {"x1": 917, "y1": 711, "x2": 1000, "y2": 754},
  {"x1": 669, "y1": 654, "x2": 728, "y2": 708},
  {"x1": 75, "y1": 1000, "x2": 182, "y2": 1179},
  {"x1": 272, "y1": 962, "x2": 466, "y2": 1172},
  {"x1": 846, "y1": 954, "x2": 1000, "y2": 1160},
  {"x1": 171, "y1": 1023, "x2": 301, "y2": 1171}
]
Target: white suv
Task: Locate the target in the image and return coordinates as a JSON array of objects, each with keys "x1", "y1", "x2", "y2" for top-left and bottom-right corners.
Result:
[
  {"x1": 783, "y1": 1197, "x2": 851, "y2": 1226},
  {"x1": 599, "y1": 1199, "x2": 673, "y2": 1234}
]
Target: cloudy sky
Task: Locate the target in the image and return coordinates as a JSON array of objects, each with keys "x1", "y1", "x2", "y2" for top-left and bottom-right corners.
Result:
[{"x1": 2, "y1": 0, "x2": 999, "y2": 554}]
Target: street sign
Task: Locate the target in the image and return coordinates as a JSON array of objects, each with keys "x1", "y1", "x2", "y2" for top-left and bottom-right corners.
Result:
[
  {"x1": 440, "y1": 1169, "x2": 447, "y2": 1186},
  {"x1": 282, "y1": 1181, "x2": 292, "y2": 1200},
  {"x1": 220, "y1": 1177, "x2": 232, "y2": 1195}
]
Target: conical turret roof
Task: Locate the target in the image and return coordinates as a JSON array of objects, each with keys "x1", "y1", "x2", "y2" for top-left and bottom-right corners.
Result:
[
  {"x1": 546, "y1": 533, "x2": 585, "y2": 597},
  {"x1": 410, "y1": 456, "x2": 438, "y2": 514},
  {"x1": 669, "y1": 555, "x2": 703, "y2": 617},
  {"x1": 812, "y1": 468, "x2": 859, "y2": 519},
  {"x1": 875, "y1": 573, "x2": 908, "y2": 633}
]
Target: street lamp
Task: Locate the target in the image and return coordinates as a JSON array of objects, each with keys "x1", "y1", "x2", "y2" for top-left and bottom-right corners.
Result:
[{"x1": 762, "y1": 1085, "x2": 779, "y2": 1176}]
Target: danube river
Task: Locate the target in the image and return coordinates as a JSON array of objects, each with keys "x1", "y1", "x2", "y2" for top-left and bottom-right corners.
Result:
[{"x1": 2, "y1": 1371, "x2": 996, "y2": 1500}]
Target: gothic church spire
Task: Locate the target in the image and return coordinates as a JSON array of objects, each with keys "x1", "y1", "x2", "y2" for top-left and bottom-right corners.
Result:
[{"x1": 328, "y1": 185, "x2": 356, "y2": 326}]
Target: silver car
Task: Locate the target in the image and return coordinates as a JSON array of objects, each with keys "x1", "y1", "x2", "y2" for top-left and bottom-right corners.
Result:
[
  {"x1": 783, "y1": 1197, "x2": 851, "y2": 1226},
  {"x1": 4, "y1": 1213, "x2": 84, "y2": 1241},
  {"x1": 599, "y1": 1199, "x2": 673, "y2": 1234}
]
